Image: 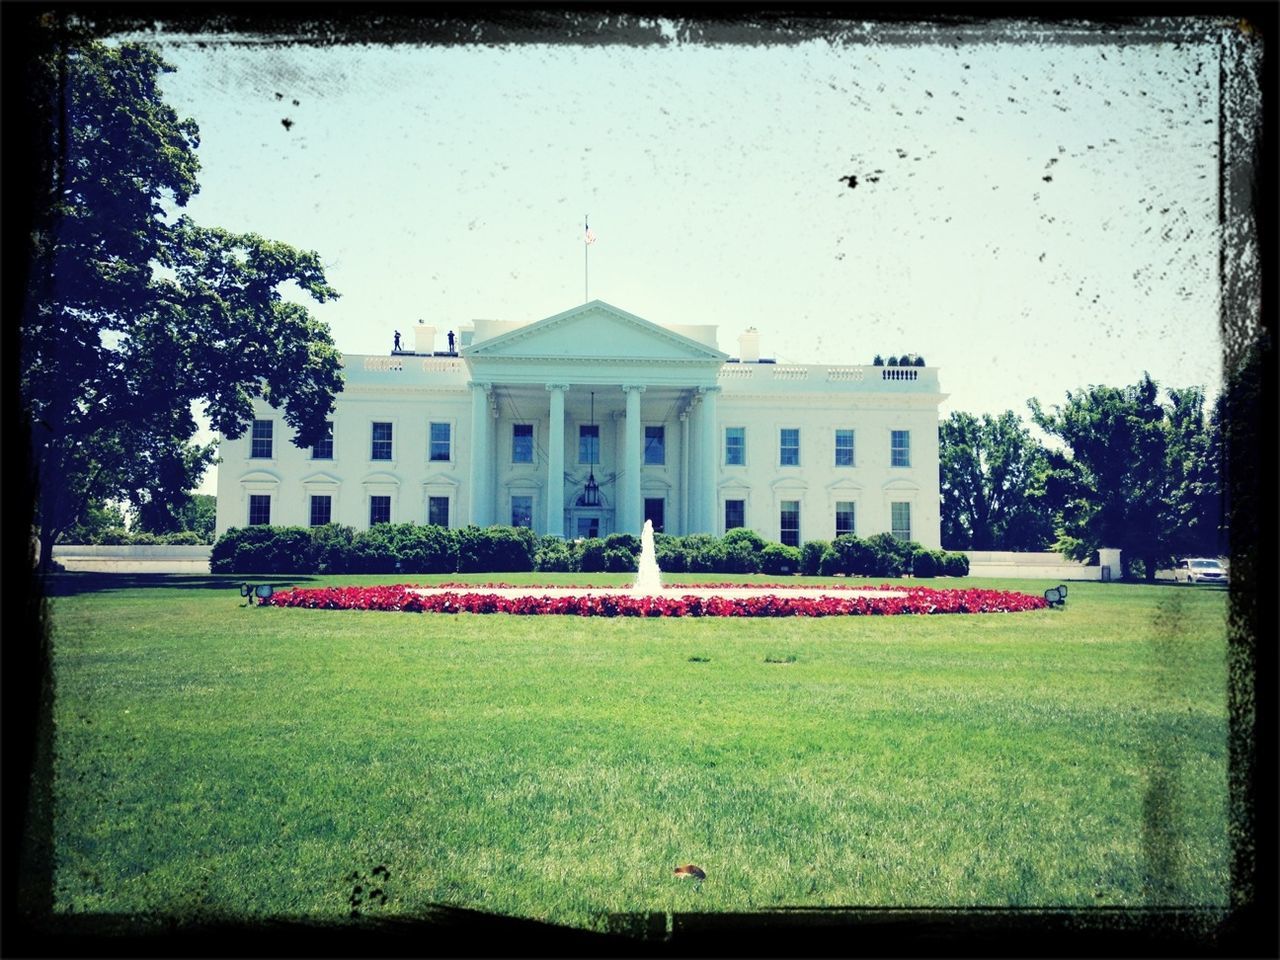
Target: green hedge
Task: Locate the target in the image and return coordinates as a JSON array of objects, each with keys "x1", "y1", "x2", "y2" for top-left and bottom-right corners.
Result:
[{"x1": 210, "y1": 524, "x2": 971, "y2": 578}]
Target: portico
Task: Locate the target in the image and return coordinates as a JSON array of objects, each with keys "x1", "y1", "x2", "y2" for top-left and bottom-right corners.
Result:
[{"x1": 461, "y1": 302, "x2": 727, "y2": 537}]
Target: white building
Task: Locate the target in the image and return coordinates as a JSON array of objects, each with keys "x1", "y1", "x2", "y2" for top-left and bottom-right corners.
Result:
[{"x1": 215, "y1": 300, "x2": 946, "y2": 547}]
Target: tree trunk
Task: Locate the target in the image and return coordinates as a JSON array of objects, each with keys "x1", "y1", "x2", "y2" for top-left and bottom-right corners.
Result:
[{"x1": 37, "y1": 523, "x2": 57, "y2": 572}]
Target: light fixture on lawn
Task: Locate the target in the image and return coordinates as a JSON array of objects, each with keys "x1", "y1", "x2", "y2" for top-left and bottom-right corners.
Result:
[{"x1": 580, "y1": 391, "x2": 601, "y2": 507}]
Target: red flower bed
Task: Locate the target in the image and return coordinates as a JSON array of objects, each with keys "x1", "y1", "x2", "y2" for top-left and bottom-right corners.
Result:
[{"x1": 260, "y1": 585, "x2": 1047, "y2": 617}]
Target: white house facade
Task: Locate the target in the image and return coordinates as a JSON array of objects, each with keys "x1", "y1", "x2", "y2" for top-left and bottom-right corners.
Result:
[{"x1": 215, "y1": 300, "x2": 947, "y2": 548}]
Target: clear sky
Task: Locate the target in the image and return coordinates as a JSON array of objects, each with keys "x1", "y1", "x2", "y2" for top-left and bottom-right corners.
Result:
[{"x1": 115, "y1": 17, "x2": 1227, "y2": 494}]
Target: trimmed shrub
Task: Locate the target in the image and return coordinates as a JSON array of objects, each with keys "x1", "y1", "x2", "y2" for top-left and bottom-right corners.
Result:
[
  {"x1": 818, "y1": 547, "x2": 842, "y2": 577},
  {"x1": 719, "y1": 539, "x2": 760, "y2": 574},
  {"x1": 603, "y1": 533, "x2": 640, "y2": 566},
  {"x1": 574, "y1": 538, "x2": 607, "y2": 573},
  {"x1": 211, "y1": 525, "x2": 316, "y2": 574},
  {"x1": 864, "y1": 532, "x2": 912, "y2": 578},
  {"x1": 721, "y1": 528, "x2": 767, "y2": 552},
  {"x1": 397, "y1": 524, "x2": 458, "y2": 574},
  {"x1": 348, "y1": 525, "x2": 402, "y2": 573},
  {"x1": 759, "y1": 543, "x2": 801, "y2": 575},
  {"x1": 457, "y1": 525, "x2": 536, "y2": 573},
  {"x1": 898, "y1": 354, "x2": 911, "y2": 366},
  {"x1": 653, "y1": 533, "x2": 687, "y2": 573},
  {"x1": 872, "y1": 355, "x2": 885, "y2": 366},
  {"x1": 943, "y1": 552, "x2": 970, "y2": 577},
  {"x1": 95, "y1": 528, "x2": 130, "y2": 545},
  {"x1": 913, "y1": 356, "x2": 926, "y2": 367},
  {"x1": 162, "y1": 531, "x2": 203, "y2": 545},
  {"x1": 311, "y1": 524, "x2": 356, "y2": 574},
  {"x1": 127, "y1": 531, "x2": 161, "y2": 545},
  {"x1": 823, "y1": 535, "x2": 876, "y2": 576},
  {"x1": 801, "y1": 540, "x2": 829, "y2": 577},
  {"x1": 603, "y1": 546, "x2": 638, "y2": 573},
  {"x1": 534, "y1": 536, "x2": 572, "y2": 572},
  {"x1": 912, "y1": 550, "x2": 938, "y2": 578},
  {"x1": 887, "y1": 356, "x2": 899, "y2": 366},
  {"x1": 679, "y1": 534, "x2": 723, "y2": 573}
]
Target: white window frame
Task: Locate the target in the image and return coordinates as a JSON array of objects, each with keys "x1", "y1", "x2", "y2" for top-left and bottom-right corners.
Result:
[
  {"x1": 891, "y1": 429, "x2": 911, "y2": 468},
  {"x1": 779, "y1": 427, "x2": 801, "y2": 468},
  {"x1": 250, "y1": 419, "x2": 274, "y2": 460},
  {"x1": 779, "y1": 499, "x2": 801, "y2": 547},
  {"x1": 428, "y1": 420, "x2": 454, "y2": 464},
  {"x1": 427, "y1": 494, "x2": 451, "y2": 528},
  {"x1": 724, "y1": 426, "x2": 747, "y2": 467},
  {"x1": 891, "y1": 501, "x2": 912, "y2": 541},
  {"x1": 311, "y1": 420, "x2": 336, "y2": 461},
  {"x1": 370, "y1": 420, "x2": 396, "y2": 464},
  {"x1": 644, "y1": 424, "x2": 666, "y2": 466},
  {"x1": 835, "y1": 500, "x2": 856, "y2": 538},
  {"x1": 309, "y1": 493, "x2": 333, "y2": 527},
  {"x1": 369, "y1": 494, "x2": 393, "y2": 526},
  {"x1": 511, "y1": 423, "x2": 535, "y2": 465},
  {"x1": 835, "y1": 428, "x2": 856, "y2": 468},
  {"x1": 248, "y1": 493, "x2": 272, "y2": 526}
]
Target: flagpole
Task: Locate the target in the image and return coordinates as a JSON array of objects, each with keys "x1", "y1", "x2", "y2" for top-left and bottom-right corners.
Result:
[{"x1": 584, "y1": 214, "x2": 589, "y2": 303}]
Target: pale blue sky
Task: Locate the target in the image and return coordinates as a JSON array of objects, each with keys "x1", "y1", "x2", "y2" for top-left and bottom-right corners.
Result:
[{"x1": 117, "y1": 20, "x2": 1225, "y2": 492}]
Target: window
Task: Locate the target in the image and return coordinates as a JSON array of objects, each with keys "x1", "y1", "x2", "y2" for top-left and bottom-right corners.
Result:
[
  {"x1": 429, "y1": 422, "x2": 451, "y2": 461},
  {"x1": 891, "y1": 501, "x2": 912, "y2": 541},
  {"x1": 248, "y1": 494, "x2": 271, "y2": 526},
  {"x1": 725, "y1": 427, "x2": 746, "y2": 466},
  {"x1": 371, "y1": 422, "x2": 393, "y2": 461},
  {"x1": 428, "y1": 496, "x2": 450, "y2": 527},
  {"x1": 780, "y1": 428, "x2": 800, "y2": 466},
  {"x1": 644, "y1": 426, "x2": 665, "y2": 465},
  {"x1": 250, "y1": 419, "x2": 273, "y2": 459},
  {"x1": 511, "y1": 495, "x2": 533, "y2": 528},
  {"x1": 369, "y1": 495, "x2": 391, "y2": 526},
  {"x1": 780, "y1": 500, "x2": 801, "y2": 547},
  {"x1": 579, "y1": 424, "x2": 599, "y2": 464},
  {"x1": 644, "y1": 497, "x2": 665, "y2": 533},
  {"x1": 311, "y1": 422, "x2": 334, "y2": 460},
  {"x1": 835, "y1": 501, "x2": 856, "y2": 538},
  {"x1": 724, "y1": 499, "x2": 745, "y2": 531},
  {"x1": 891, "y1": 430, "x2": 911, "y2": 468},
  {"x1": 309, "y1": 495, "x2": 332, "y2": 527},
  {"x1": 835, "y1": 429, "x2": 855, "y2": 467},
  {"x1": 512, "y1": 424, "x2": 534, "y2": 463}
]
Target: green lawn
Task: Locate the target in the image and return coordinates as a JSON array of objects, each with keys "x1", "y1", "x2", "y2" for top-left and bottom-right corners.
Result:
[{"x1": 46, "y1": 573, "x2": 1230, "y2": 931}]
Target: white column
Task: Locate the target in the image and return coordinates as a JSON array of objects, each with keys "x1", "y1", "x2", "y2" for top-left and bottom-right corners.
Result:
[
  {"x1": 698, "y1": 386, "x2": 720, "y2": 535},
  {"x1": 679, "y1": 409, "x2": 691, "y2": 535},
  {"x1": 546, "y1": 384, "x2": 567, "y2": 537},
  {"x1": 621, "y1": 385, "x2": 645, "y2": 535},
  {"x1": 468, "y1": 381, "x2": 492, "y2": 526},
  {"x1": 687, "y1": 397, "x2": 701, "y2": 532}
]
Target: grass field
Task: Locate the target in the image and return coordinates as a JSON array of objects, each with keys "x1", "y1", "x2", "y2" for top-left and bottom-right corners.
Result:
[{"x1": 45, "y1": 572, "x2": 1231, "y2": 931}]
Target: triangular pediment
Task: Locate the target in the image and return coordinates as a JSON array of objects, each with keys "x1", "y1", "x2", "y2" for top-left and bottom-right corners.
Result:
[{"x1": 463, "y1": 301, "x2": 727, "y2": 363}]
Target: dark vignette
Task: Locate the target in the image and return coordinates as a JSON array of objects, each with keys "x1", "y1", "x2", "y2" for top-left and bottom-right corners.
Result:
[{"x1": 2, "y1": 2, "x2": 1274, "y2": 957}]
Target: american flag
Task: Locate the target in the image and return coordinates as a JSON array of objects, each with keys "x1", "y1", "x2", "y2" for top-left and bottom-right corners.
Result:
[{"x1": 584, "y1": 217, "x2": 597, "y2": 245}]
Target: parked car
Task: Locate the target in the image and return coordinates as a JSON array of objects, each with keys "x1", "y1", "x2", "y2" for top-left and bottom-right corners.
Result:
[{"x1": 1174, "y1": 558, "x2": 1228, "y2": 584}]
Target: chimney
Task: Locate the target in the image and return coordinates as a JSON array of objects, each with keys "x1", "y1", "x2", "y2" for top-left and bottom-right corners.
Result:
[
  {"x1": 738, "y1": 327, "x2": 761, "y2": 363},
  {"x1": 413, "y1": 320, "x2": 436, "y2": 355}
]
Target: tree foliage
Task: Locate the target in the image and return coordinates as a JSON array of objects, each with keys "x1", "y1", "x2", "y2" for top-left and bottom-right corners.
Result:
[
  {"x1": 938, "y1": 410, "x2": 1057, "y2": 551},
  {"x1": 1029, "y1": 374, "x2": 1223, "y2": 579},
  {"x1": 21, "y1": 38, "x2": 342, "y2": 568}
]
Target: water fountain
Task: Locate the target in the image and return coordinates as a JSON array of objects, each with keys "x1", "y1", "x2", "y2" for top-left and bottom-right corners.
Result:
[{"x1": 631, "y1": 519, "x2": 663, "y2": 595}]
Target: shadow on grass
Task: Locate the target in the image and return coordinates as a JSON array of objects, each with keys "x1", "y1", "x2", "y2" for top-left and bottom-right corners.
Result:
[{"x1": 39, "y1": 572, "x2": 323, "y2": 598}]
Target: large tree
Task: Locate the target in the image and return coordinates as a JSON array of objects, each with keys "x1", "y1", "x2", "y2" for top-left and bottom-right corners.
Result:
[
  {"x1": 21, "y1": 37, "x2": 342, "y2": 569},
  {"x1": 1029, "y1": 374, "x2": 1223, "y2": 580},
  {"x1": 938, "y1": 410, "x2": 1056, "y2": 551}
]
